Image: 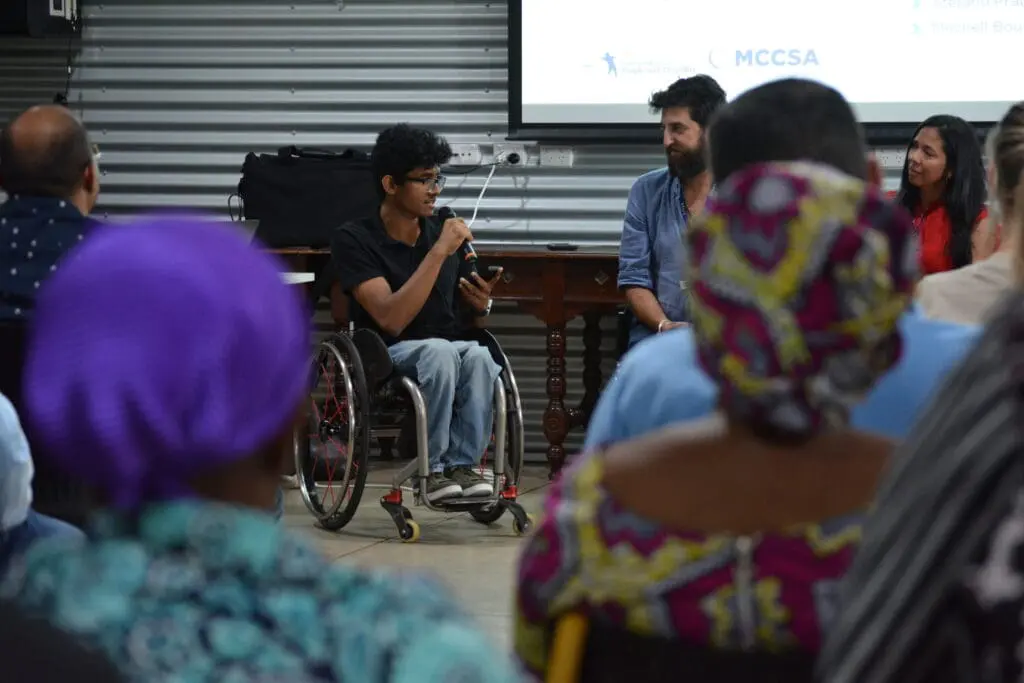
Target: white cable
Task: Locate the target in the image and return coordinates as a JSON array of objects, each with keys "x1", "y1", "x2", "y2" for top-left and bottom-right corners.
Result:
[{"x1": 467, "y1": 163, "x2": 497, "y2": 228}]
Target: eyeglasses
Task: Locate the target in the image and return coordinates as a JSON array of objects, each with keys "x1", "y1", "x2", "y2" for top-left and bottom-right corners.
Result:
[
  {"x1": 405, "y1": 174, "x2": 446, "y2": 191},
  {"x1": 91, "y1": 144, "x2": 101, "y2": 161}
]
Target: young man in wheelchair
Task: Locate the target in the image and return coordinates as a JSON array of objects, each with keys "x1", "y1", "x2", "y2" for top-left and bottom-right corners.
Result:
[{"x1": 331, "y1": 124, "x2": 504, "y2": 504}]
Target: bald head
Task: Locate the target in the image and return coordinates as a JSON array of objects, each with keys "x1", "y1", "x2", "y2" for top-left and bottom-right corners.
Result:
[{"x1": 0, "y1": 105, "x2": 95, "y2": 200}]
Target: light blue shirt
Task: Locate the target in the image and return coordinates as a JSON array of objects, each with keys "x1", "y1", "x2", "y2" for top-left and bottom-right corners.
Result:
[
  {"x1": 0, "y1": 392, "x2": 32, "y2": 532},
  {"x1": 617, "y1": 168, "x2": 689, "y2": 348},
  {"x1": 584, "y1": 306, "x2": 981, "y2": 448}
]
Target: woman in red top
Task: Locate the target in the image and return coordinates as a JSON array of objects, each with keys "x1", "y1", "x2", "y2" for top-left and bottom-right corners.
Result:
[{"x1": 896, "y1": 115, "x2": 987, "y2": 274}]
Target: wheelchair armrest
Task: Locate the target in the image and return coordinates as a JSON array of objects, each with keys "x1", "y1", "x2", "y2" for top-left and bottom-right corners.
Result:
[
  {"x1": 350, "y1": 329, "x2": 394, "y2": 390},
  {"x1": 456, "y1": 328, "x2": 510, "y2": 370}
]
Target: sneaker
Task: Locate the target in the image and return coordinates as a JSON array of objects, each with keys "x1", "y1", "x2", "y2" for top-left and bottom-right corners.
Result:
[
  {"x1": 446, "y1": 466, "x2": 492, "y2": 497},
  {"x1": 424, "y1": 473, "x2": 462, "y2": 502}
]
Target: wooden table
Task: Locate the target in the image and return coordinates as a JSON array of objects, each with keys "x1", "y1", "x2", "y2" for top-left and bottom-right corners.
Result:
[
  {"x1": 270, "y1": 246, "x2": 624, "y2": 478},
  {"x1": 475, "y1": 249, "x2": 622, "y2": 476}
]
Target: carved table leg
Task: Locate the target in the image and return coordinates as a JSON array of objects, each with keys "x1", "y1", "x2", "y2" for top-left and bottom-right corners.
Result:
[
  {"x1": 542, "y1": 324, "x2": 569, "y2": 478},
  {"x1": 569, "y1": 311, "x2": 603, "y2": 429}
]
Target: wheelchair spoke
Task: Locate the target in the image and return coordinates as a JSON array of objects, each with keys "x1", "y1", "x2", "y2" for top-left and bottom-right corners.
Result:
[{"x1": 296, "y1": 341, "x2": 363, "y2": 522}]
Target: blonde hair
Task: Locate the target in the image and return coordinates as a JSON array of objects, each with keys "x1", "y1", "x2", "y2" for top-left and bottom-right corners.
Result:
[{"x1": 988, "y1": 104, "x2": 1024, "y2": 278}]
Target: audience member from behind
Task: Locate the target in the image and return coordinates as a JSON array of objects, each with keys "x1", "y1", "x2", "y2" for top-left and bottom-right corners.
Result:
[
  {"x1": 0, "y1": 216, "x2": 519, "y2": 683},
  {"x1": 0, "y1": 392, "x2": 81, "y2": 575},
  {"x1": 816, "y1": 288, "x2": 1024, "y2": 682},
  {"x1": 916, "y1": 103, "x2": 1024, "y2": 324},
  {"x1": 618, "y1": 74, "x2": 726, "y2": 348},
  {"x1": 0, "y1": 105, "x2": 99, "y2": 322},
  {"x1": 585, "y1": 79, "x2": 980, "y2": 448},
  {"x1": 515, "y1": 161, "x2": 916, "y2": 678},
  {"x1": 896, "y1": 114, "x2": 987, "y2": 274}
]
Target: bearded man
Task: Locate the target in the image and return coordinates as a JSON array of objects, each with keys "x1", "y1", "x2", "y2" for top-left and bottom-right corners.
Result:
[{"x1": 617, "y1": 75, "x2": 726, "y2": 349}]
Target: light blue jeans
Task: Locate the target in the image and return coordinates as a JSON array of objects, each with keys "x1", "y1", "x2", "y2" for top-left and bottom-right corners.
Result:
[{"x1": 388, "y1": 339, "x2": 502, "y2": 474}]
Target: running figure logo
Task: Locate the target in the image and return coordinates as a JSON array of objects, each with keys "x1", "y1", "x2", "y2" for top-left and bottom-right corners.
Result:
[{"x1": 603, "y1": 52, "x2": 617, "y2": 76}]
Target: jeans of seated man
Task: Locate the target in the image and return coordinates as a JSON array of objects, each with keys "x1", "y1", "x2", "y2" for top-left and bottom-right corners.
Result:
[
  {"x1": 0, "y1": 509, "x2": 83, "y2": 575},
  {"x1": 387, "y1": 339, "x2": 502, "y2": 503}
]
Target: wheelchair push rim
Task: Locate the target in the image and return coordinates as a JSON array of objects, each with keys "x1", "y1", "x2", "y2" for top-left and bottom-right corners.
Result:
[{"x1": 294, "y1": 337, "x2": 370, "y2": 528}]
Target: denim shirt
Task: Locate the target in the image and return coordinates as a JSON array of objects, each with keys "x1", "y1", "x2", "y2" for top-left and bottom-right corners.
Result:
[
  {"x1": 617, "y1": 167, "x2": 689, "y2": 348},
  {"x1": 585, "y1": 305, "x2": 981, "y2": 450}
]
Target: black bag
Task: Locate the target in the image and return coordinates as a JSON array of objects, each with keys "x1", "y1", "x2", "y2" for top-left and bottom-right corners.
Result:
[{"x1": 237, "y1": 146, "x2": 378, "y2": 248}]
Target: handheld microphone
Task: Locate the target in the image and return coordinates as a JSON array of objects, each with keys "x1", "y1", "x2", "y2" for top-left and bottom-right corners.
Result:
[{"x1": 437, "y1": 206, "x2": 478, "y2": 276}]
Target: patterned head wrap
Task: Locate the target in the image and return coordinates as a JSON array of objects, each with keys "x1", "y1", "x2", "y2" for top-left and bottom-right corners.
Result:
[
  {"x1": 23, "y1": 215, "x2": 311, "y2": 510},
  {"x1": 687, "y1": 161, "x2": 917, "y2": 436}
]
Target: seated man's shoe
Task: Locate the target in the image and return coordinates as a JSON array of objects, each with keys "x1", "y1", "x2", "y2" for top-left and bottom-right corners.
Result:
[
  {"x1": 446, "y1": 466, "x2": 492, "y2": 497},
  {"x1": 424, "y1": 472, "x2": 462, "y2": 502}
]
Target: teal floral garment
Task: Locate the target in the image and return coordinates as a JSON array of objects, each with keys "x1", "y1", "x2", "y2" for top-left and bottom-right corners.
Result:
[{"x1": 0, "y1": 500, "x2": 521, "y2": 683}]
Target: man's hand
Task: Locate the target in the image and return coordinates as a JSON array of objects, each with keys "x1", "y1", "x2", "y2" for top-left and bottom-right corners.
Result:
[
  {"x1": 434, "y1": 217, "x2": 473, "y2": 257},
  {"x1": 459, "y1": 269, "x2": 502, "y2": 313}
]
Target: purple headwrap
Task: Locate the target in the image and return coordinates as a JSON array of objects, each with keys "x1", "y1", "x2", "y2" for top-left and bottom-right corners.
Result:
[{"x1": 23, "y1": 215, "x2": 310, "y2": 509}]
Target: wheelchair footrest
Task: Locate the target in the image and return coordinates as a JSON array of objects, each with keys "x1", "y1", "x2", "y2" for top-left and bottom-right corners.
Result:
[
  {"x1": 425, "y1": 497, "x2": 500, "y2": 508},
  {"x1": 379, "y1": 491, "x2": 533, "y2": 543}
]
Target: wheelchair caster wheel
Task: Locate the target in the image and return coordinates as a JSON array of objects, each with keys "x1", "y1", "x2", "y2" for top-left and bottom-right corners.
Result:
[
  {"x1": 399, "y1": 520, "x2": 421, "y2": 543},
  {"x1": 512, "y1": 513, "x2": 535, "y2": 536}
]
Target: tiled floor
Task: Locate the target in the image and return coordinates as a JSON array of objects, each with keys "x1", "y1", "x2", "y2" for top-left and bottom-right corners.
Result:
[{"x1": 282, "y1": 463, "x2": 551, "y2": 652}]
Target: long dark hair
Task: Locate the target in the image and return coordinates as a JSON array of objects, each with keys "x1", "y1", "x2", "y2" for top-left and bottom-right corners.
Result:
[{"x1": 896, "y1": 115, "x2": 986, "y2": 269}]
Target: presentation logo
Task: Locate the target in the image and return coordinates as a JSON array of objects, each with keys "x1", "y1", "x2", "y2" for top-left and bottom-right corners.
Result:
[
  {"x1": 603, "y1": 52, "x2": 617, "y2": 76},
  {"x1": 708, "y1": 48, "x2": 820, "y2": 69},
  {"x1": 594, "y1": 52, "x2": 695, "y2": 78}
]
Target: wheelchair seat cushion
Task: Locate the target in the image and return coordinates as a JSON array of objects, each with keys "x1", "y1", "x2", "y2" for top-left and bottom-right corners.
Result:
[{"x1": 375, "y1": 374, "x2": 413, "y2": 412}]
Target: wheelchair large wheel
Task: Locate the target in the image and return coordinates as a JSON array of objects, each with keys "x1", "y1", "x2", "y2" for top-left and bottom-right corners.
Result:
[
  {"x1": 295, "y1": 334, "x2": 371, "y2": 531},
  {"x1": 469, "y1": 370, "x2": 526, "y2": 525}
]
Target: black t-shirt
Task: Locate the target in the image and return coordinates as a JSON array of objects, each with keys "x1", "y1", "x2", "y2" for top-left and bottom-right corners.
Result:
[{"x1": 331, "y1": 214, "x2": 466, "y2": 345}]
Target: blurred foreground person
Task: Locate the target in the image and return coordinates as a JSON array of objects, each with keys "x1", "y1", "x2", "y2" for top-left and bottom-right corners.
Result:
[
  {"x1": 818, "y1": 185, "x2": 1024, "y2": 683},
  {"x1": 515, "y1": 161, "x2": 916, "y2": 678},
  {"x1": 0, "y1": 216, "x2": 519, "y2": 683},
  {"x1": 0, "y1": 391, "x2": 81, "y2": 576},
  {"x1": 0, "y1": 599, "x2": 123, "y2": 682},
  {"x1": 0, "y1": 104, "x2": 100, "y2": 323}
]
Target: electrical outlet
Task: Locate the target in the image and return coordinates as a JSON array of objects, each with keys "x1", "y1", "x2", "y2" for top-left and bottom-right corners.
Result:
[
  {"x1": 493, "y1": 143, "x2": 529, "y2": 166},
  {"x1": 539, "y1": 146, "x2": 575, "y2": 168},
  {"x1": 449, "y1": 143, "x2": 483, "y2": 167},
  {"x1": 875, "y1": 148, "x2": 906, "y2": 170}
]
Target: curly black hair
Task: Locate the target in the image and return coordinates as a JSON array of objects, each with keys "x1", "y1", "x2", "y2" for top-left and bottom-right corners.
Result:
[
  {"x1": 371, "y1": 124, "x2": 452, "y2": 200},
  {"x1": 648, "y1": 74, "x2": 727, "y2": 128}
]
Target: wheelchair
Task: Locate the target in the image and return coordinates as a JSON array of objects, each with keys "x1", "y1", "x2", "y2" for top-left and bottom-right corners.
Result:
[{"x1": 293, "y1": 316, "x2": 533, "y2": 542}]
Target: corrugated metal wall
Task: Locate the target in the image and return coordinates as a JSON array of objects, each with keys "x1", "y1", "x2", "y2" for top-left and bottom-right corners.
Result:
[{"x1": 0, "y1": 0, "x2": 906, "y2": 461}]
